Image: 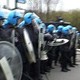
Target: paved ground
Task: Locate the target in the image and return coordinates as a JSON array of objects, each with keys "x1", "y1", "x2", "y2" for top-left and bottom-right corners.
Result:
[
  {"x1": 43, "y1": 50, "x2": 80, "y2": 80},
  {"x1": 43, "y1": 64, "x2": 80, "y2": 80}
]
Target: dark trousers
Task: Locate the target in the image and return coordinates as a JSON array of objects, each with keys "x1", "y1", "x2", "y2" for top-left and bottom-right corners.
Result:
[
  {"x1": 29, "y1": 59, "x2": 41, "y2": 80},
  {"x1": 71, "y1": 48, "x2": 76, "y2": 64},
  {"x1": 47, "y1": 47, "x2": 56, "y2": 68},
  {"x1": 54, "y1": 46, "x2": 60, "y2": 65},
  {"x1": 40, "y1": 60, "x2": 48, "y2": 73},
  {"x1": 67, "y1": 48, "x2": 76, "y2": 66},
  {"x1": 60, "y1": 51, "x2": 70, "y2": 70},
  {"x1": 16, "y1": 42, "x2": 31, "y2": 80},
  {"x1": 47, "y1": 53, "x2": 54, "y2": 68}
]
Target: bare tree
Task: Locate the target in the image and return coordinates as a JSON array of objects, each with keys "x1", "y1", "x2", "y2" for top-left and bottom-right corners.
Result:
[
  {"x1": 32, "y1": 0, "x2": 39, "y2": 10},
  {"x1": 43, "y1": 0, "x2": 52, "y2": 21},
  {"x1": 43, "y1": 0, "x2": 60, "y2": 21}
]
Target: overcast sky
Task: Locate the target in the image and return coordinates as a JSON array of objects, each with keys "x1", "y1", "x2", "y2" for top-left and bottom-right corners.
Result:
[
  {"x1": 56, "y1": 0, "x2": 80, "y2": 11},
  {"x1": 0, "y1": 0, "x2": 80, "y2": 11}
]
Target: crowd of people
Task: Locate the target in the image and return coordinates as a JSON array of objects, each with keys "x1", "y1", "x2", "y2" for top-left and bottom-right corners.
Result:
[{"x1": 0, "y1": 10, "x2": 80, "y2": 80}]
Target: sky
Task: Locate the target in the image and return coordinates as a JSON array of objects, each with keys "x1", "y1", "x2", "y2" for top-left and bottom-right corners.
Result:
[
  {"x1": 0, "y1": 0, "x2": 80, "y2": 11},
  {"x1": 56, "y1": 0, "x2": 80, "y2": 11}
]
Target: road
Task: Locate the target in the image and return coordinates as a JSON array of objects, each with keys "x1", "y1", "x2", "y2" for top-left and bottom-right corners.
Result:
[{"x1": 43, "y1": 49, "x2": 80, "y2": 80}]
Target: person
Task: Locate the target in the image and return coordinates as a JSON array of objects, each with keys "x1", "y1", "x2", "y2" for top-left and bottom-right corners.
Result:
[
  {"x1": 2, "y1": 10, "x2": 23, "y2": 54},
  {"x1": 56, "y1": 16, "x2": 64, "y2": 24},
  {"x1": 66, "y1": 25, "x2": 75, "y2": 67},
  {"x1": 34, "y1": 18, "x2": 46, "y2": 74},
  {"x1": 71, "y1": 27, "x2": 78, "y2": 65},
  {"x1": 46, "y1": 24, "x2": 56, "y2": 70},
  {"x1": 56, "y1": 16, "x2": 63, "y2": 22},
  {"x1": 54, "y1": 25, "x2": 64, "y2": 66},
  {"x1": 57, "y1": 25, "x2": 64, "y2": 37},
  {"x1": 46, "y1": 24, "x2": 55, "y2": 34},
  {"x1": 75, "y1": 31, "x2": 80, "y2": 49},
  {"x1": 60, "y1": 27, "x2": 71, "y2": 72},
  {"x1": 0, "y1": 10, "x2": 11, "y2": 41},
  {"x1": 2, "y1": 10, "x2": 27, "y2": 80},
  {"x1": 18, "y1": 12, "x2": 43, "y2": 80}
]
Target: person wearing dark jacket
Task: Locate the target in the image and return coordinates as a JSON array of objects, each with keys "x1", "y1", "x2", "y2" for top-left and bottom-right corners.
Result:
[
  {"x1": 45, "y1": 24, "x2": 56, "y2": 70},
  {"x1": 2, "y1": 10, "x2": 27, "y2": 80},
  {"x1": 60, "y1": 27, "x2": 71, "y2": 72},
  {"x1": 0, "y1": 10, "x2": 11, "y2": 42},
  {"x1": 71, "y1": 27, "x2": 78, "y2": 65},
  {"x1": 17, "y1": 12, "x2": 43, "y2": 80},
  {"x1": 54, "y1": 25, "x2": 63, "y2": 66},
  {"x1": 66, "y1": 25, "x2": 75, "y2": 67},
  {"x1": 2, "y1": 10, "x2": 22, "y2": 41}
]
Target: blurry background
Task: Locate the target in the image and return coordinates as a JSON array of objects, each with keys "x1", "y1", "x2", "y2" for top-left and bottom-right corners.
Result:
[{"x1": 0, "y1": 0, "x2": 80, "y2": 30}]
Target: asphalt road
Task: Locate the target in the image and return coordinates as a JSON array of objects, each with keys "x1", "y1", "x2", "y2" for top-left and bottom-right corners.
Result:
[{"x1": 43, "y1": 50, "x2": 80, "y2": 80}]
